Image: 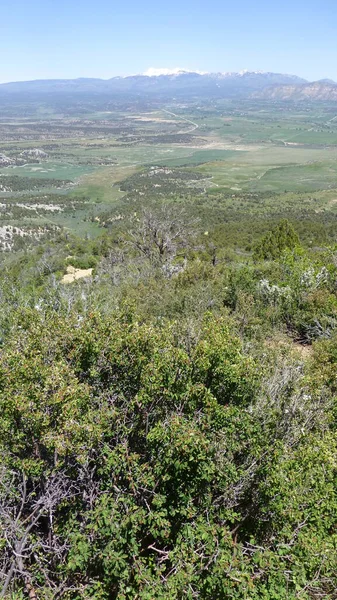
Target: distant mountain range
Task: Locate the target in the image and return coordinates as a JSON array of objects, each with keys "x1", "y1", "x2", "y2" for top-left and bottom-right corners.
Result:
[{"x1": 0, "y1": 70, "x2": 336, "y2": 100}]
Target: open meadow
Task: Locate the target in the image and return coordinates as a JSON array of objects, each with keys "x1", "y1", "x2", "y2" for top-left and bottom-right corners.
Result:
[{"x1": 0, "y1": 96, "x2": 337, "y2": 250}]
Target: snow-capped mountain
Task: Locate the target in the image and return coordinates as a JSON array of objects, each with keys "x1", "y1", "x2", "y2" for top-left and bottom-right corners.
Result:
[
  {"x1": 142, "y1": 68, "x2": 209, "y2": 76},
  {"x1": 0, "y1": 70, "x2": 309, "y2": 98}
]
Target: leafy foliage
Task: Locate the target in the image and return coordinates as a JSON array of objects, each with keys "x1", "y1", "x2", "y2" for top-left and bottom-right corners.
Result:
[{"x1": 0, "y1": 302, "x2": 336, "y2": 598}]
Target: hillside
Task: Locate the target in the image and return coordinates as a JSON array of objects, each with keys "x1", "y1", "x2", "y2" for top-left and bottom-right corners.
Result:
[
  {"x1": 254, "y1": 80, "x2": 337, "y2": 101},
  {"x1": 0, "y1": 92, "x2": 337, "y2": 598}
]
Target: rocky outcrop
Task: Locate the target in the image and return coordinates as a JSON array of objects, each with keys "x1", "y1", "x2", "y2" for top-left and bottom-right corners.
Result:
[
  {"x1": 20, "y1": 148, "x2": 48, "y2": 159},
  {"x1": 0, "y1": 154, "x2": 14, "y2": 167}
]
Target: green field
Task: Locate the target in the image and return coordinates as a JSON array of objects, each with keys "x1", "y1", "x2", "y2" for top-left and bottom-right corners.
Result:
[
  {"x1": 147, "y1": 149, "x2": 240, "y2": 167},
  {"x1": 0, "y1": 162, "x2": 95, "y2": 180},
  {"x1": 0, "y1": 99, "x2": 337, "y2": 244}
]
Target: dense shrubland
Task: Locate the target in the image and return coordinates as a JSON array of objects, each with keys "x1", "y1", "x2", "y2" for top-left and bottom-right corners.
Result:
[
  {"x1": 0, "y1": 175, "x2": 71, "y2": 193},
  {"x1": 0, "y1": 210, "x2": 336, "y2": 599}
]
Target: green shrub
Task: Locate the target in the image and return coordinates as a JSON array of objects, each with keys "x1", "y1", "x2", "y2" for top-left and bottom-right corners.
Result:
[{"x1": 253, "y1": 219, "x2": 300, "y2": 261}]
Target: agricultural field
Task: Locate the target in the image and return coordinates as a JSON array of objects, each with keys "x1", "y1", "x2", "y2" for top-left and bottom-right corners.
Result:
[{"x1": 0, "y1": 96, "x2": 337, "y2": 251}]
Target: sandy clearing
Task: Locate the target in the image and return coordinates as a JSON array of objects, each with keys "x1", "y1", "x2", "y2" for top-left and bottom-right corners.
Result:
[
  {"x1": 61, "y1": 265, "x2": 93, "y2": 284},
  {"x1": 265, "y1": 336, "x2": 313, "y2": 360},
  {"x1": 293, "y1": 343, "x2": 313, "y2": 359},
  {"x1": 126, "y1": 116, "x2": 178, "y2": 124},
  {"x1": 327, "y1": 198, "x2": 337, "y2": 207},
  {"x1": 195, "y1": 139, "x2": 264, "y2": 151}
]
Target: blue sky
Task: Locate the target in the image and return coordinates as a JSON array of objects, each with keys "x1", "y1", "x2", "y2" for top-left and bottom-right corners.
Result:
[{"x1": 0, "y1": 0, "x2": 336, "y2": 82}]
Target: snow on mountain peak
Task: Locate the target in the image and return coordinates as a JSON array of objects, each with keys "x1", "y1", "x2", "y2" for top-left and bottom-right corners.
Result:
[
  {"x1": 141, "y1": 68, "x2": 287, "y2": 79},
  {"x1": 143, "y1": 67, "x2": 208, "y2": 77}
]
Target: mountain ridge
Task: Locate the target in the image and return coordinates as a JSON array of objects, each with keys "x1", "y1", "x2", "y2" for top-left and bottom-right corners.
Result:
[
  {"x1": 0, "y1": 70, "x2": 307, "y2": 97},
  {"x1": 1, "y1": 71, "x2": 336, "y2": 100}
]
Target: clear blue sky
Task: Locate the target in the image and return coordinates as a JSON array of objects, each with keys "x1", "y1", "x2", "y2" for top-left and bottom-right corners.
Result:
[{"x1": 1, "y1": 0, "x2": 336, "y2": 82}]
